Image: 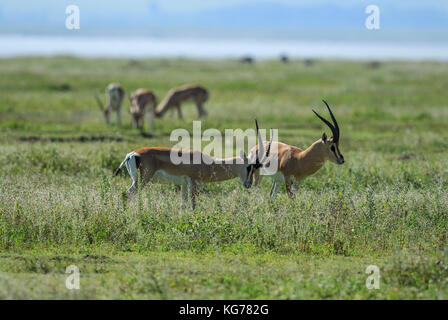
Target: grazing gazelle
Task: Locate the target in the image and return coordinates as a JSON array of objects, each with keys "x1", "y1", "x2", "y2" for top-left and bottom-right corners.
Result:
[
  {"x1": 95, "y1": 83, "x2": 125, "y2": 125},
  {"x1": 246, "y1": 101, "x2": 344, "y2": 199},
  {"x1": 129, "y1": 88, "x2": 157, "y2": 131},
  {"x1": 155, "y1": 84, "x2": 209, "y2": 119},
  {"x1": 113, "y1": 120, "x2": 272, "y2": 209}
]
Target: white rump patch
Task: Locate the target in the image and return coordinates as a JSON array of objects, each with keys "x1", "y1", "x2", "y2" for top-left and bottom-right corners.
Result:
[{"x1": 123, "y1": 152, "x2": 139, "y2": 192}]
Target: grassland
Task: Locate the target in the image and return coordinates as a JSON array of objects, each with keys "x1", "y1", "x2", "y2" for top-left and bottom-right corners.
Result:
[{"x1": 0, "y1": 57, "x2": 447, "y2": 299}]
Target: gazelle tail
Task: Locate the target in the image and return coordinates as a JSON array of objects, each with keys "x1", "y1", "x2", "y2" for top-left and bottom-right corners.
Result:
[{"x1": 113, "y1": 152, "x2": 139, "y2": 177}]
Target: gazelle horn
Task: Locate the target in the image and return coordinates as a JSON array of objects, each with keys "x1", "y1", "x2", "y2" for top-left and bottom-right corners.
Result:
[
  {"x1": 255, "y1": 119, "x2": 273, "y2": 166},
  {"x1": 312, "y1": 100, "x2": 340, "y2": 143}
]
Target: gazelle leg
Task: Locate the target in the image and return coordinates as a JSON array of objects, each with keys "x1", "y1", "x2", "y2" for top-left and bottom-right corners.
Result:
[
  {"x1": 285, "y1": 177, "x2": 295, "y2": 198},
  {"x1": 196, "y1": 102, "x2": 202, "y2": 118},
  {"x1": 181, "y1": 184, "x2": 188, "y2": 207},
  {"x1": 269, "y1": 181, "x2": 279, "y2": 199},
  {"x1": 198, "y1": 103, "x2": 207, "y2": 118},
  {"x1": 125, "y1": 154, "x2": 155, "y2": 198},
  {"x1": 176, "y1": 104, "x2": 183, "y2": 119},
  {"x1": 117, "y1": 108, "x2": 121, "y2": 126},
  {"x1": 140, "y1": 114, "x2": 145, "y2": 131},
  {"x1": 188, "y1": 178, "x2": 198, "y2": 210},
  {"x1": 149, "y1": 109, "x2": 155, "y2": 131}
]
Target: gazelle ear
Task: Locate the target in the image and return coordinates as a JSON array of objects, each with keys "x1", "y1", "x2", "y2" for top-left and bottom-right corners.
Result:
[
  {"x1": 240, "y1": 150, "x2": 248, "y2": 161},
  {"x1": 322, "y1": 132, "x2": 327, "y2": 142}
]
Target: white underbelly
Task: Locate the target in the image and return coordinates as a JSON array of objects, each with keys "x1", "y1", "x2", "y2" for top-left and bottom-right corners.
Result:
[
  {"x1": 152, "y1": 169, "x2": 189, "y2": 185},
  {"x1": 270, "y1": 171, "x2": 285, "y2": 182}
]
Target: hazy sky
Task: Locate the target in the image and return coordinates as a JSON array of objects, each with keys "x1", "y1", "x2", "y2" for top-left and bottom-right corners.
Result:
[
  {"x1": 1, "y1": 0, "x2": 447, "y2": 38},
  {"x1": 2, "y1": 0, "x2": 448, "y2": 14},
  {"x1": 2, "y1": 1, "x2": 447, "y2": 59}
]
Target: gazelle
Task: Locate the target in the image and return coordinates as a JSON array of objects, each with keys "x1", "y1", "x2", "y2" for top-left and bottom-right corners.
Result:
[
  {"x1": 246, "y1": 101, "x2": 344, "y2": 199},
  {"x1": 113, "y1": 120, "x2": 272, "y2": 209},
  {"x1": 129, "y1": 88, "x2": 157, "y2": 131},
  {"x1": 95, "y1": 83, "x2": 125, "y2": 125},
  {"x1": 155, "y1": 84, "x2": 209, "y2": 119}
]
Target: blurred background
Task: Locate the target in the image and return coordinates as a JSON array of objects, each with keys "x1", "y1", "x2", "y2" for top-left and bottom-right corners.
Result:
[
  {"x1": 1, "y1": 0, "x2": 448, "y2": 60},
  {"x1": 1, "y1": 1, "x2": 448, "y2": 300}
]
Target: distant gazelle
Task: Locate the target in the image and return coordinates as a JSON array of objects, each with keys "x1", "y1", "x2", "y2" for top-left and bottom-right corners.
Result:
[
  {"x1": 129, "y1": 89, "x2": 157, "y2": 131},
  {"x1": 246, "y1": 101, "x2": 344, "y2": 199},
  {"x1": 95, "y1": 83, "x2": 125, "y2": 125},
  {"x1": 113, "y1": 120, "x2": 272, "y2": 209},
  {"x1": 155, "y1": 84, "x2": 209, "y2": 119}
]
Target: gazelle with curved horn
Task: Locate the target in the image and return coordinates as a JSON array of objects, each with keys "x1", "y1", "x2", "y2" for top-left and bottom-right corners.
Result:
[
  {"x1": 247, "y1": 100, "x2": 344, "y2": 199},
  {"x1": 95, "y1": 83, "x2": 125, "y2": 125},
  {"x1": 113, "y1": 120, "x2": 272, "y2": 209}
]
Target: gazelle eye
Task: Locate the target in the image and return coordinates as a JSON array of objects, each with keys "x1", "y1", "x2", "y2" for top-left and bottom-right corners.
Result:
[{"x1": 330, "y1": 145, "x2": 336, "y2": 152}]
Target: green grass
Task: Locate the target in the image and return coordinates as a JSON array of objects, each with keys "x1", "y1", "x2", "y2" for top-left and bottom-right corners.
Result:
[{"x1": 0, "y1": 57, "x2": 447, "y2": 299}]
